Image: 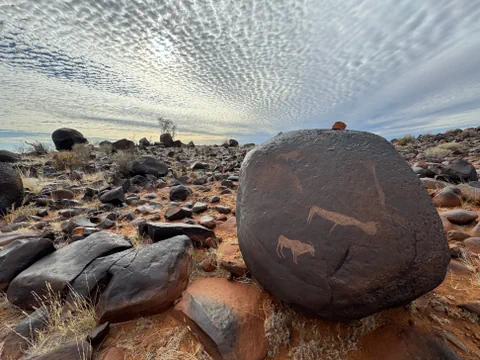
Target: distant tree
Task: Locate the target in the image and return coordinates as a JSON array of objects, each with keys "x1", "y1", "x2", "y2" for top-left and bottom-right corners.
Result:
[{"x1": 157, "y1": 116, "x2": 177, "y2": 139}]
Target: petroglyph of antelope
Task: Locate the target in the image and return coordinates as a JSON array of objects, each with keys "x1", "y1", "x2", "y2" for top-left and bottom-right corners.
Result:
[
  {"x1": 307, "y1": 206, "x2": 378, "y2": 235},
  {"x1": 276, "y1": 235, "x2": 315, "y2": 264}
]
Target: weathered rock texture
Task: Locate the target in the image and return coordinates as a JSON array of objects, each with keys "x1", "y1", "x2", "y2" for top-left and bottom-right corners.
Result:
[
  {"x1": 237, "y1": 129, "x2": 450, "y2": 320},
  {"x1": 0, "y1": 162, "x2": 24, "y2": 214},
  {"x1": 173, "y1": 278, "x2": 268, "y2": 360}
]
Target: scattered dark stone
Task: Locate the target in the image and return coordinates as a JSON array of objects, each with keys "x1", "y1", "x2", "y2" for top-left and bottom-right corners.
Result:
[
  {"x1": 139, "y1": 222, "x2": 215, "y2": 247},
  {"x1": 237, "y1": 129, "x2": 449, "y2": 321},
  {"x1": 0, "y1": 238, "x2": 55, "y2": 291},
  {"x1": 223, "y1": 139, "x2": 239, "y2": 147},
  {"x1": 192, "y1": 202, "x2": 208, "y2": 214},
  {"x1": 447, "y1": 260, "x2": 471, "y2": 275},
  {"x1": 220, "y1": 189, "x2": 233, "y2": 195},
  {"x1": 0, "y1": 162, "x2": 24, "y2": 214},
  {"x1": 130, "y1": 156, "x2": 169, "y2": 177},
  {"x1": 201, "y1": 253, "x2": 217, "y2": 272},
  {"x1": 432, "y1": 187, "x2": 463, "y2": 208},
  {"x1": 221, "y1": 179, "x2": 234, "y2": 188},
  {"x1": 136, "y1": 204, "x2": 163, "y2": 215},
  {"x1": 119, "y1": 211, "x2": 136, "y2": 221},
  {"x1": 446, "y1": 230, "x2": 471, "y2": 242},
  {"x1": 7, "y1": 231, "x2": 131, "y2": 310},
  {"x1": 52, "y1": 128, "x2": 88, "y2": 151},
  {"x1": 193, "y1": 177, "x2": 208, "y2": 185},
  {"x1": 463, "y1": 237, "x2": 480, "y2": 254},
  {"x1": 0, "y1": 149, "x2": 21, "y2": 163},
  {"x1": 210, "y1": 196, "x2": 220, "y2": 203},
  {"x1": 420, "y1": 178, "x2": 446, "y2": 190},
  {"x1": 165, "y1": 206, "x2": 192, "y2": 221},
  {"x1": 96, "y1": 236, "x2": 193, "y2": 323},
  {"x1": 98, "y1": 218, "x2": 116, "y2": 229},
  {"x1": 173, "y1": 278, "x2": 267, "y2": 360},
  {"x1": 443, "y1": 210, "x2": 478, "y2": 225},
  {"x1": 188, "y1": 141, "x2": 195, "y2": 148},
  {"x1": 99, "y1": 187, "x2": 125, "y2": 206},
  {"x1": 53, "y1": 199, "x2": 82, "y2": 209},
  {"x1": 215, "y1": 205, "x2": 231, "y2": 214},
  {"x1": 36, "y1": 208, "x2": 49, "y2": 217},
  {"x1": 457, "y1": 183, "x2": 480, "y2": 205},
  {"x1": 170, "y1": 185, "x2": 192, "y2": 201},
  {"x1": 51, "y1": 189, "x2": 75, "y2": 200},
  {"x1": 459, "y1": 302, "x2": 480, "y2": 316},
  {"x1": 112, "y1": 177, "x2": 131, "y2": 191},
  {"x1": 160, "y1": 133, "x2": 174, "y2": 147},
  {"x1": 139, "y1": 137, "x2": 151, "y2": 148},
  {"x1": 199, "y1": 216, "x2": 216, "y2": 229},
  {"x1": 191, "y1": 161, "x2": 209, "y2": 170},
  {"x1": 112, "y1": 138, "x2": 135, "y2": 151}
]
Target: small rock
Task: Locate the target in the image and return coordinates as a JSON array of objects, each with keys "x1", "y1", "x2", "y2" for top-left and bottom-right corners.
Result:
[
  {"x1": 447, "y1": 230, "x2": 471, "y2": 242},
  {"x1": 112, "y1": 138, "x2": 135, "y2": 151},
  {"x1": 447, "y1": 260, "x2": 471, "y2": 275},
  {"x1": 165, "y1": 206, "x2": 192, "y2": 221},
  {"x1": 193, "y1": 177, "x2": 208, "y2": 185},
  {"x1": 99, "y1": 187, "x2": 125, "y2": 206},
  {"x1": 210, "y1": 196, "x2": 220, "y2": 203},
  {"x1": 199, "y1": 216, "x2": 216, "y2": 229},
  {"x1": 139, "y1": 222, "x2": 215, "y2": 247},
  {"x1": 443, "y1": 210, "x2": 478, "y2": 225},
  {"x1": 192, "y1": 202, "x2": 208, "y2": 214},
  {"x1": 463, "y1": 237, "x2": 480, "y2": 254},
  {"x1": 432, "y1": 187, "x2": 463, "y2": 208},
  {"x1": 215, "y1": 205, "x2": 232, "y2": 214},
  {"x1": 170, "y1": 185, "x2": 192, "y2": 201},
  {"x1": 331, "y1": 121, "x2": 347, "y2": 130},
  {"x1": 52, "y1": 128, "x2": 88, "y2": 151},
  {"x1": 459, "y1": 302, "x2": 480, "y2": 316},
  {"x1": 191, "y1": 161, "x2": 209, "y2": 170}
]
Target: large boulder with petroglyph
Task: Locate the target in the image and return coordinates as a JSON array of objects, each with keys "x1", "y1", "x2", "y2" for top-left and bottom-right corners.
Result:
[{"x1": 237, "y1": 129, "x2": 450, "y2": 321}]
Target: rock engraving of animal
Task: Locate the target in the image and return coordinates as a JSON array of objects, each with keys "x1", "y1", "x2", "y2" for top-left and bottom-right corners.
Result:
[
  {"x1": 307, "y1": 206, "x2": 378, "y2": 235},
  {"x1": 276, "y1": 235, "x2": 315, "y2": 264}
]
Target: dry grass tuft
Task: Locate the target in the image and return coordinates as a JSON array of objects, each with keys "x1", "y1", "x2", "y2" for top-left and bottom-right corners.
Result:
[
  {"x1": 112, "y1": 150, "x2": 136, "y2": 176},
  {"x1": 24, "y1": 283, "x2": 98, "y2": 357},
  {"x1": 264, "y1": 302, "x2": 293, "y2": 357},
  {"x1": 72, "y1": 143, "x2": 94, "y2": 163},
  {"x1": 396, "y1": 134, "x2": 416, "y2": 146},
  {"x1": 52, "y1": 151, "x2": 83, "y2": 171},
  {"x1": 425, "y1": 142, "x2": 464, "y2": 158},
  {"x1": 4, "y1": 203, "x2": 38, "y2": 224}
]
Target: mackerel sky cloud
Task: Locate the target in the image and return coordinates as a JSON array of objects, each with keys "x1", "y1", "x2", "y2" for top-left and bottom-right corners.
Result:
[{"x1": 1, "y1": 0, "x2": 480, "y2": 149}]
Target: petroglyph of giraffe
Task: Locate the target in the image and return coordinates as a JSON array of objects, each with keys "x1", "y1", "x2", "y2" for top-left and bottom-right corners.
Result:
[{"x1": 276, "y1": 235, "x2": 315, "y2": 264}]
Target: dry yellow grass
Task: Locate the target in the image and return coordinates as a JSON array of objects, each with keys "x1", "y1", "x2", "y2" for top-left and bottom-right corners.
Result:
[
  {"x1": 23, "y1": 284, "x2": 98, "y2": 358},
  {"x1": 425, "y1": 142, "x2": 464, "y2": 158},
  {"x1": 52, "y1": 151, "x2": 83, "y2": 171},
  {"x1": 4, "y1": 203, "x2": 38, "y2": 224}
]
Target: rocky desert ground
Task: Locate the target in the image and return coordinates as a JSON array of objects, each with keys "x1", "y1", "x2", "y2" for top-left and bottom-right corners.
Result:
[{"x1": 0, "y1": 126, "x2": 479, "y2": 360}]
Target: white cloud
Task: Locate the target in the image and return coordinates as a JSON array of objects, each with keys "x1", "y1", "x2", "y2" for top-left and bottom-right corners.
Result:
[{"x1": 0, "y1": 0, "x2": 479, "y2": 145}]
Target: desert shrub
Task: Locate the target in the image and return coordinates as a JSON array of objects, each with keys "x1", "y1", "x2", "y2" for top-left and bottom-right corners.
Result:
[
  {"x1": 112, "y1": 150, "x2": 135, "y2": 175},
  {"x1": 72, "y1": 143, "x2": 94, "y2": 163},
  {"x1": 98, "y1": 141, "x2": 113, "y2": 155},
  {"x1": 264, "y1": 303, "x2": 293, "y2": 357},
  {"x1": 16, "y1": 141, "x2": 51, "y2": 156},
  {"x1": 158, "y1": 116, "x2": 177, "y2": 138},
  {"x1": 52, "y1": 151, "x2": 82, "y2": 170},
  {"x1": 396, "y1": 134, "x2": 416, "y2": 146},
  {"x1": 425, "y1": 142, "x2": 464, "y2": 158},
  {"x1": 459, "y1": 128, "x2": 477, "y2": 139}
]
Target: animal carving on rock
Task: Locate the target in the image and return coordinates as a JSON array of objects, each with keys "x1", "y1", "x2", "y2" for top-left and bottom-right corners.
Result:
[{"x1": 276, "y1": 235, "x2": 315, "y2": 264}]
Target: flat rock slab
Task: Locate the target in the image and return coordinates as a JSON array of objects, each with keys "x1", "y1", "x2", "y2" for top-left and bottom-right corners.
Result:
[
  {"x1": 237, "y1": 130, "x2": 449, "y2": 320},
  {"x1": 7, "y1": 231, "x2": 131, "y2": 310},
  {"x1": 359, "y1": 325, "x2": 463, "y2": 360},
  {"x1": 464, "y1": 237, "x2": 480, "y2": 254},
  {"x1": 173, "y1": 278, "x2": 268, "y2": 360},
  {"x1": 139, "y1": 222, "x2": 215, "y2": 247},
  {"x1": 442, "y1": 210, "x2": 478, "y2": 225},
  {"x1": 0, "y1": 230, "x2": 44, "y2": 247},
  {"x1": 96, "y1": 236, "x2": 193, "y2": 323},
  {"x1": 0, "y1": 238, "x2": 55, "y2": 291},
  {"x1": 33, "y1": 340, "x2": 93, "y2": 360}
]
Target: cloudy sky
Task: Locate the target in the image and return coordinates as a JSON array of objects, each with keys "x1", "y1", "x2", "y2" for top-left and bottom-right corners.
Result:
[{"x1": 1, "y1": 0, "x2": 479, "y2": 150}]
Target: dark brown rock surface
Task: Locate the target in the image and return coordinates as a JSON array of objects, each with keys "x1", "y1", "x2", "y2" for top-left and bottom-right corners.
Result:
[{"x1": 237, "y1": 129, "x2": 450, "y2": 320}]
